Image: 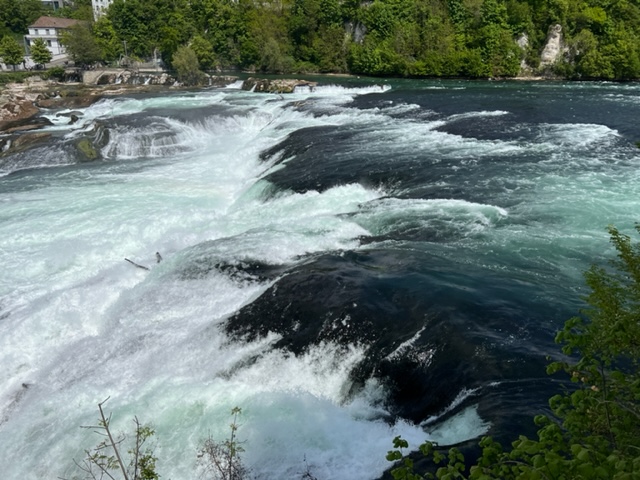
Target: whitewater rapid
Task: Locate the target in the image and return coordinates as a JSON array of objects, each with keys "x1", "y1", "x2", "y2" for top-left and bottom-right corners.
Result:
[{"x1": 1, "y1": 79, "x2": 639, "y2": 480}]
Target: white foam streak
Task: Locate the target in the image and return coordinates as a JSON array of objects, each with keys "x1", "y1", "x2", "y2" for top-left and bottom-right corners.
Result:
[
  {"x1": 427, "y1": 405, "x2": 490, "y2": 447},
  {"x1": 447, "y1": 110, "x2": 510, "y2": 121},
  {"x1": 536, "y1": 123, "x2": 619, "y2": 148},
  {"x1": 354, "y1": 198, "x2": 508, "y2": 237},
  {"x1": 294, "y1": 83, "x2": 391, "y2": 96},
  {"x1": 422, "y1": 388, "x2": 480, "y2": 426}
]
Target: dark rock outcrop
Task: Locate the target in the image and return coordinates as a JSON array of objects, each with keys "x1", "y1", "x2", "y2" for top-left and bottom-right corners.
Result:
[
  {"x1": 0, "y1": 132, "x2": 52, "y2": 157},
  {"x1": 1, "y1": 116, "x2": 53, "y2": 134}
]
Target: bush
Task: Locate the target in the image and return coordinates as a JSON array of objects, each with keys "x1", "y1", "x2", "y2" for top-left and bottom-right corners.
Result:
[
  {"x1": 43, "y1": 66, "x2": 67, "y2": 81},
  {"x1": 0, "y1": 71, "x2": 32, "y2": 85}
]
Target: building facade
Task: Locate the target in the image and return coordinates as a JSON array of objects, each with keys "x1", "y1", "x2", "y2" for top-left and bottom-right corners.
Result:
[
  {"x1": 92, "y1": 0, "x2": 114, "y2": 19},
  {"x1": 24, "y1": 16, "x2": 81, "y2": 57}
]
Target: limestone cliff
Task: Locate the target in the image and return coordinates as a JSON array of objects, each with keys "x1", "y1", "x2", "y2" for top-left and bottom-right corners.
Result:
[{"x1": 540, "y1": 24, "x2": 565, "y2": 68}]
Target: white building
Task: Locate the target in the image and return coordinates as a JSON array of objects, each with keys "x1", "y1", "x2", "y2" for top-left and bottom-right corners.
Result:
[
  {"x1": 92, "y1": 0, "x2": 114, "y2": 20},
  {"x1": 24, "y1": 16, "x2": 81, "y2": 57}
]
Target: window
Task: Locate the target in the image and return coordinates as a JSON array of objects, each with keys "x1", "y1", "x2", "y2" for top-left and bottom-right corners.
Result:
[
  {"x1": 47, "y1": 40, "x2": 52, "y2": 47},
  {"x1": 46, "y1": 29, "x2": 50, "y2": 35}
]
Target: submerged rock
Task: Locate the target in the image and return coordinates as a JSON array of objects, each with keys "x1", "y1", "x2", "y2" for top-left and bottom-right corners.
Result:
[{"x1": 75, "y1": 138, "x2": 98, "y2": 161}]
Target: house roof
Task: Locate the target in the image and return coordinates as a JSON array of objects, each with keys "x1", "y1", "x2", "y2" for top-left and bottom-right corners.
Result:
[{"x1": 28, "y1": 16, "x2": 81, "y2": 29}]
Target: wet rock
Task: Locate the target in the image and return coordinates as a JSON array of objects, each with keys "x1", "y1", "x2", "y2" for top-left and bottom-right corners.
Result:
[
  {"x1": 75, "y1": 138, "x2": 98, "y2": 161},
  {"x1": 72, "y1": 121, "x2": 109, "y2": 162},
  {"x1": 36, "y1": 93, "x2": 101, "y2": 109},
  {"x1": 209, "y1": 75, "x2": 240, "y2": 87},
  {"x1": 0, "y1": 132, "x2": 52, "y2": 156},
  {"x1": 69, "y1": 114, "x2": 79, "y2": 125},
  {"x1": 56, "y1": 110, "x2": 83, "y2": 118},
  {"x1": 1, "y1": 116, "x2": 53, "y2": 134},
  {"x1": 242, "y1": 77, "x2": 317, "y2": 93}
]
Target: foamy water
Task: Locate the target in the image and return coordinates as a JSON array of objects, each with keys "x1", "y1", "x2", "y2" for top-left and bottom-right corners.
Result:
[{"x1": 2, "y1": 79, "x2": 639, "y2": 480}]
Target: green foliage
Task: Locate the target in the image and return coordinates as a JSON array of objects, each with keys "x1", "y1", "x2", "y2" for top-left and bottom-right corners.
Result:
[
  {"x1": 0, "y1": 71, "x2": 32, "y2": 85},
  {"x1": 29, "y1": 37, "x2": 52, "y2": 67},
  {"x1": 51, "y1": 0, "x2": 94, "y2": 21},
  {"x1": 191, "y1": 35, "x2": 217, "y2": 71},
  {"x1": 386, "y1": 224, "x2": 640, "y2": 479},
  {"x1": 172, "y1": 44, "x2": 206, "y2": 85},
  {"x1": 21, "y1": 0, "x2": 639, "y2": 79},
  {"x1": 0, "y1": 35, "x2": 24, "y2": 70},
  {"x1": 93, "y1": 16, "x2": 122, "y2": 63},
  {"x1": 0, "y1": 0, "x2": 44, "y2": 35},
  {"x1": 61, "y1": 24, "x2": 103, "y2": 67},
  {"x1": 43, "y1": 65, "x2": 66, "y2": 81}
]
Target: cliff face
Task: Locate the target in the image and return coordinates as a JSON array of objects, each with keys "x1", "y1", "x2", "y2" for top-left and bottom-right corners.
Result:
[
  {"x1": 516, "y1": 24, "x2": 567, "y2": 78},
  {"x1": 540, "y1": 24, "x2": 565, "y2": 68}
]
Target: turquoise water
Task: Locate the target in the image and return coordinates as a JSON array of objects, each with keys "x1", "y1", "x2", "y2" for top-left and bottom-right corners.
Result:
[{"x1": 0, "y1": 79, "x2": 639, "y2": 479}]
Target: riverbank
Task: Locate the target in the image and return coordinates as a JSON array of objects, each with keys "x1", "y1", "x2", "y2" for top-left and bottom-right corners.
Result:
[{"x1": 0, "y1": 73, "x2": 323, "y2": 133}]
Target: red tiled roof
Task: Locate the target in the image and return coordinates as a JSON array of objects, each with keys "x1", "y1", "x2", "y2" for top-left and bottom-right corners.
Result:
[{"x1": 28, "y1": 16, "x2": 81, "y2": 29}]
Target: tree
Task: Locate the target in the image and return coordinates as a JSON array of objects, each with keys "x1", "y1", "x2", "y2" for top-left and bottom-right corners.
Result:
[
  {"x1": 0, "y1": 35, "x2": 24, "y2": 70},
  {"x1": 171, "y1": 44, "x2": 205, "y2": 85},
  {"x1": 93, "y1": 16, "x2": 122, "y2": 63},
  {"x1": 387, "y1": 224, "x2": 640, "y2": 479},
  {"x1": 61, "y1": 23, "x2": 103, "y2": 67},
  {"x1": 0, "y1": 0, "x2": 44, "y2": 35},
  {"x1": 29, "y1": 37, "x2": 52, "y2": 68},
  {"x1": 51, "y1": 0, "x2": 94, "y2": 21},
  {"x1": 190, "y1": 35, "x2": 217, "y2": 71}
]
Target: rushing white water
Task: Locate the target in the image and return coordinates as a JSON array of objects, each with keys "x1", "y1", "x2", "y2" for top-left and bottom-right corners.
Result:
[
  {"x1": 2, "y1": 79, "x2": 639, "y2": 480},
  {"x1": 0, "y1": 84, "x2": 493, "y2": 480}
]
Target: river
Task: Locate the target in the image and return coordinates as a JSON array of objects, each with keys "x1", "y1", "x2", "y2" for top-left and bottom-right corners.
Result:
[{"x1": 1, "y1": 78, "x2": 639, "y2": 479}]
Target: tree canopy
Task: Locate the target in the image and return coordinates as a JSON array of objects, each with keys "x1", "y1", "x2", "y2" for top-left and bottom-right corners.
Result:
[
  {"x1": 30, "y1": 37, "x2": 52, "y2": 67},
  {"x1": 60, "y1": 23, "x2": 103, "y2": 67},
  {"x1": 9, "y1": 0, "x2": 639, "y2": 79},
  {"x1": 172, "y1": 44, "x2": 205, "y2": 85},
  {"x1": 0, "y1": 35, "x2": 25, "y2": 70},
  {"x1": 0, "y1": 0, "x2": 44, "y2": 36}
]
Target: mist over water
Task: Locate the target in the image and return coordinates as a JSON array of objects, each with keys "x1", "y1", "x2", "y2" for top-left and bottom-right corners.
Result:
[{"x1": 1, "y1": 79, "x2": 639, "y2": 479}]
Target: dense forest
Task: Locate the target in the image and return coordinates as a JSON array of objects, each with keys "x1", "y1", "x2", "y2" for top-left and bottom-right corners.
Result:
[{"x1": 2, "y1": 0, "x2": 640, "y2": 80}]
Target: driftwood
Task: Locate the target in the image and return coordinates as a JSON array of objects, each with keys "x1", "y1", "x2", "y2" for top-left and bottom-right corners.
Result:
[{"x1": 124, "y1": 258, "x2": 150, "y2": 271}]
